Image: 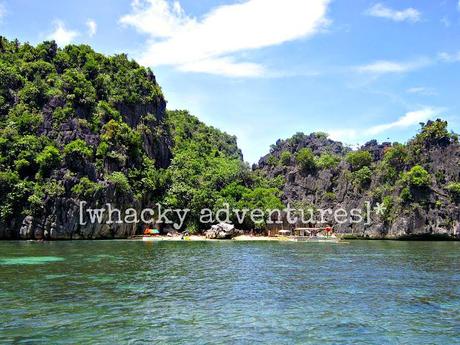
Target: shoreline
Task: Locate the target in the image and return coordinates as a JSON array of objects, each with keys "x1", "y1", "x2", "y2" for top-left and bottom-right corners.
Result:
[
  {"x1": 135, "y1": 234, "x2": 460, "y2": 242},
  {"x1": 136, "y1": 235, "x2": 284, "y2": 242},
  {"x1": 2, "y1": 234, "x2": 459, "y2": 242}
]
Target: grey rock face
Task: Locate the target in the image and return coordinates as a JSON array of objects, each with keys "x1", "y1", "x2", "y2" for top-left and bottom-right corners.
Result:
[
  {"x1": 257, "y1": 133, "x2": 349, "y2": 170},
  {"x1": 256, "y1": 132, "x2": 460, "y2": 240},
  {"x1": 1, "y1": 93, "x2": 171, "y2": 240},
  {"x1": 205, "y1": 223, "x2": 242, "y2": 239},
  {"x1": 13, "y1": 185, "x2": 142, "y2": 240},
  {"x1": 19, "y1": 216, "x2": 34, "y2": 240}
]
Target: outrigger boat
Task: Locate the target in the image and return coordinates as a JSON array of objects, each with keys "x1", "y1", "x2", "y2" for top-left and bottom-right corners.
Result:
[{"x1": 279, "y1": 227, "x2": 341, "y2": 243}]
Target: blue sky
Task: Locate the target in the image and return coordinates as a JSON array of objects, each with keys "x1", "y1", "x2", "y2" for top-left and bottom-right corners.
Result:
[{"x1": 1, "y1": 0, "x2": 460, "y2": 162}]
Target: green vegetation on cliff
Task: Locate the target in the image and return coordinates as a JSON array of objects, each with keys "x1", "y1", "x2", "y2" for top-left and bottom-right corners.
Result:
[
  {"x1": 257, "y1": 119, "x2": 460, "y2": 238},
  {"x1": 165, "y1": 110, "x2": 283, "y2": 231},
  {"x1": 0, "y1": 37, "x2": 165, "y2": 230},
  {"x1": 0, "y1": 37, "x2": 282, "y2": 237}
]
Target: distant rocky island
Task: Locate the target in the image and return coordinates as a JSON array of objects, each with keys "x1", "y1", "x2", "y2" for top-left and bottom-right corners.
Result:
[
  {"x1": 1, "y1": 37, "x2": 459, "y2": 240},
  {"x1": 256, "y1": 125, "x2": 460, "y2": 239}
]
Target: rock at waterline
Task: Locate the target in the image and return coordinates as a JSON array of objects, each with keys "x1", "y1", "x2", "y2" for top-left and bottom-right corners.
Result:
[{"x1": 205, "y1": 223, "x2": 242, "y2": 239}]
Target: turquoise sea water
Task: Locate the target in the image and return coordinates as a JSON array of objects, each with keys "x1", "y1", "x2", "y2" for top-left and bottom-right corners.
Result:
[{"x1": 0, "y1": 240, "x2": 459, "y2": 344}]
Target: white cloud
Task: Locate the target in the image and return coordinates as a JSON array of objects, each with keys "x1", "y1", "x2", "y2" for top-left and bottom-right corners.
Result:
[
  {"x1": 439, "y1": 51, "x2": 460, "y2": 62},
  {"x1": 329, "y1": 107, "x2": 438, "y2": 143},
  {"x1": 366, "y1": 108, "x2": 438, "y2": 136},
  {"x1": 406, "y1": 87, "x2": 436, "y2": 96},
  {"x1": 0, "y1": 3, "x2": 6, "y2": 22},
  {"x1": 328, "y1": 128, "x2": 360, "y2": 143},
  {"x1": 356, "y1": 51, "x2": 460, "y2": 77},
  {"x1": 120, "y1": 0, "x2": 330, "y2": 77},
  {"x1": 47, "y1": 20, "x2": 79, "y2": 46},
  {"x1": 366, "y1": 3, "x2": 421, "y2": 23},
  {"x1": 355, "y1": 58, "x2": 431, "y2": 74},
  {"x1": 178, "y1": 57, "x2": 265, "y2": 77},
  {"x1": 121, "y1": 0, "x2": 191, "y2": 38},
  {"x1": 86, "y1": 19, "x2": 97, "y2": 37},
  {"x1": 441, "y1": 17, "x2": 451, "y2": 28}
]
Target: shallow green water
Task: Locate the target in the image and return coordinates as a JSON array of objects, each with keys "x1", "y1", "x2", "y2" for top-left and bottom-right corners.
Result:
[{"x1": 0, "y1": 240, "x2": 459, "y2": 344}]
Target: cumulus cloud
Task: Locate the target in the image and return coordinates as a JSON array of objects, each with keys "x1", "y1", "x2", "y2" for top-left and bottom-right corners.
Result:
[
  {"x1": 366, "y1": 3, "x2": 421, "y2": 23},
  {"x1": 86, "y1": 19, "x2": 97, "y2": 37},
  {"x1": 47, "y1": 20, "x2": 79, "y2": 46},
  {"x1": 355, "y1": 58, "x2": 431, "y2": 74},
  {"x1": 329, "y1": 107, "x2": 438, "y2": 143},
  {"x1": 121, "y1": 0, "x2": 190, "y2": 37},
  {"x1": 120, "y1": 0, "x2": 330, "y2": 77}
]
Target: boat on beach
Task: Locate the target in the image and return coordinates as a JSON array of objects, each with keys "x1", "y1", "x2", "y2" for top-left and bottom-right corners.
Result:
[
  {"x1": 288, "y1": 235, "x2": 341, "y2": 243},
  {"x1": 280, "y1": 227, "x2": 341, "y2": 243}
]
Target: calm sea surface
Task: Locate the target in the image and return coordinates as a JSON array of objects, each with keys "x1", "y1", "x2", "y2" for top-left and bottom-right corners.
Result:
[{"x1": 0, "y1": 240, "x2": 459, "y2": 344}]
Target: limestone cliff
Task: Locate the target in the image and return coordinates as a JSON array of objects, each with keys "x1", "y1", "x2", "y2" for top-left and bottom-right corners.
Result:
[
  {"x1": 0, "y1": 38, "x2": 171, "y2": 239},
  {"x1": 255, "y1": 123, "x2": 460, "y2": 239}
]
